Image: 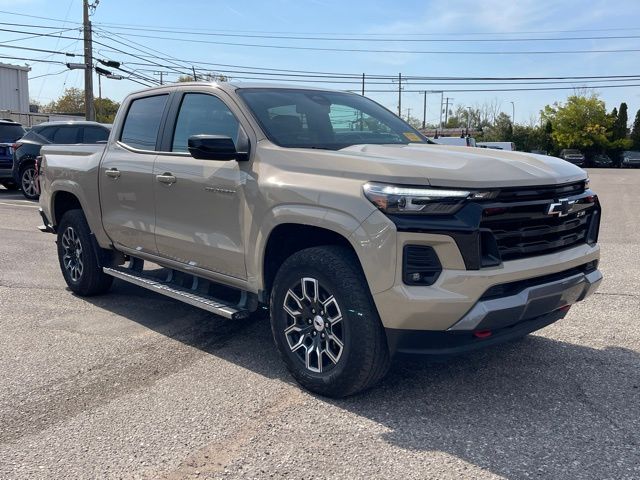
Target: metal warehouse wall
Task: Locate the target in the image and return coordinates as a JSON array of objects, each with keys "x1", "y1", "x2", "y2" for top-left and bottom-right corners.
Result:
[{"x1": 0, "y1": 63, "x2": 30, "y2": 113}]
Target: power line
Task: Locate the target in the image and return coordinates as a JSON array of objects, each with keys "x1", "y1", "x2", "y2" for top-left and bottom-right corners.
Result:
[
  {"x1": 2, "y1": 9, "x2": 640, "y2": 37},
  {"x1": 0, "y1": 43, "x2": 77, "y2": 56},
  {"x1": 70, "y1": 23, "x2": 640, "y2": 43},
  {"x1": 355, "y1": 83, "x2": 640, "y2": 93},
  {"x1": 0, "y1": 54, "x2": 66, "y2": 64},
  {"x1": 88, "y1": 30, "x2": 640, "y2": 55}
]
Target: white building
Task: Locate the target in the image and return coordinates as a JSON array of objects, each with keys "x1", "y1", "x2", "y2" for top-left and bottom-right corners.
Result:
[{"x1": 0, "y1": 63, "x2": 30, "y2": 113}]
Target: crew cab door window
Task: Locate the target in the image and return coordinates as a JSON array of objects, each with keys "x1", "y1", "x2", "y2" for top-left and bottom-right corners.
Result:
[
  {"x1": 120, "y1": 94, "x2": 168, "y2": 150},
  {"x1": 171, "y1": 93, "x2": 239, "y2": 152}
]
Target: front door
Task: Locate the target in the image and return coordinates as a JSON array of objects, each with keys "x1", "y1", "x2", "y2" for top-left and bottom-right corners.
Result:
[
  {"x1": 153, "y1": 92, "x2": 247, "y2": 279},
  {"x1": 99, "y1": 93, "x2": 169, "y2": 254}
]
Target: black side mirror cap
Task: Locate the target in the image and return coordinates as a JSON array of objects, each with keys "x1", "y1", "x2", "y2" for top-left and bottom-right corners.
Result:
[{"x1": 187, "y1": 134, "x2": 249, "y2": 161}]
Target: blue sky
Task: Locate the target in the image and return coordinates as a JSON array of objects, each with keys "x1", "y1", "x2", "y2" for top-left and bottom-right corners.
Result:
[{"x1": 2, "y1": 0, "x2": 640, "y2": 125}]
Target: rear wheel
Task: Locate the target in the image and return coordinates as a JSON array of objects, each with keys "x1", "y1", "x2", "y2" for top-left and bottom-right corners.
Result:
[
  {"x1": 19, "y1": 163, "x2": 38, "y2": 200},
  {"x1": 270, "y1": 246, "x2": 390, "y2": 398},
  {"x1": 57, "y1": 209, "x2": 113, "y2": 296}
]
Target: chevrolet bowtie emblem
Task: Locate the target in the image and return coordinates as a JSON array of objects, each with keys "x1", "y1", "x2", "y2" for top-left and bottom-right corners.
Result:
[{"x1": 547, "y1": 198, "x2": 576, "y2": 217}]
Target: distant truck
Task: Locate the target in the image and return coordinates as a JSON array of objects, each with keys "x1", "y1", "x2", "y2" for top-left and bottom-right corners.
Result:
[
  {"x1": 431, "y1": 136, "x2": 476, "y2": 147},
  {"x1": 38, "y1": 82, "x2": 602, "y2": 397},
  {"x1": 477, "y1": 141, "x2": 515, "y2": 151}
]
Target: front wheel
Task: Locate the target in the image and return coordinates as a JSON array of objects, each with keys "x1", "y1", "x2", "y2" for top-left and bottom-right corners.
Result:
[
  {"x1": 270, "y1": 246, "x2": 390, "y2": 398},
  {"x1": 19, "y1": 163, "x2": 39, "y2": 200},
  {"x1": 57, "y1": 209, "x2": 113, "y2": 296}
]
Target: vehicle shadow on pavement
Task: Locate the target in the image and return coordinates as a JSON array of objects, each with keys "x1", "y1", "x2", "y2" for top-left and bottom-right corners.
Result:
[{"x1": 87, "y1": 281, "x2": 640, "y2": 479}]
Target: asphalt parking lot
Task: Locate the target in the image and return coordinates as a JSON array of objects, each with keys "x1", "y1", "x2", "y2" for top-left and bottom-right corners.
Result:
[{"x1": 0, "y1": 169, "x2": 638, "y2": 480}]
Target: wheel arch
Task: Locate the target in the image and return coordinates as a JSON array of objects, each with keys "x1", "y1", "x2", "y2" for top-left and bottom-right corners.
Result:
[{"x1": 261, "y1": 223, "x2": 358, "y2": 302}]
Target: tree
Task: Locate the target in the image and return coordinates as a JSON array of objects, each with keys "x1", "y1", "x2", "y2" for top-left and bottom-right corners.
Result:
[
  {"x1": 44, "y1": 87, "x2": 85, "y2": 114},
  {"x1": 631, "y1": 109, "x2": 640, "y2": 150},
  {"x1": 541, "y1": 94, "x2": 613, "y2": 155},
  {"x1": 612, "y1": 102, "x2": 628, "y2": 140},
  {"x1": 177, "y1": 73, "x2": 229, "y2": 83},
  {"x1": 42, "y1": 87, "x2": 120, "y2": 123},
  {"x1": 94, "y1": 98, "x2": 120, "y2": 123},
  {"x1": 481, "y1": 112, "x2": 513, "y2": 142},
  {"x1": 405, "y1": 115, "x2": 422, "y2": 130}
]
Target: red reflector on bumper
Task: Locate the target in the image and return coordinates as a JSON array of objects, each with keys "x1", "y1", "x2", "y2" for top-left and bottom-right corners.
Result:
[{"x1": 473, "y1": 330, "x2": 492, "y2": 339}]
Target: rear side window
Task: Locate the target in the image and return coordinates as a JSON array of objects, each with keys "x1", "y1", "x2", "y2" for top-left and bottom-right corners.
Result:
[
  {"x1": 83, "y1": 126, "x2": 110, "y2": 143},
  {"x1": 0, "y1": 123, "x2": 26, "y2": 142},
  {"x1": 52, "y1": 126, "x2": 81, "y2": 144},
  {"x1": 120, "y1": 94, "x2": 168, "y2": 150}
]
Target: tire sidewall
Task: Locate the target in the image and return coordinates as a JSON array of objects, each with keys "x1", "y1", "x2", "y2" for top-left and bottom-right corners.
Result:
[
  {"x1": 20, "y1": 163, "x2": 38, "y2": 200},
  {"x1": 270, "y1": 247, "x2": 386, "y2": 395},
  {"x1": 57, "y1": 211, "x2": 95, "y2": 294}
]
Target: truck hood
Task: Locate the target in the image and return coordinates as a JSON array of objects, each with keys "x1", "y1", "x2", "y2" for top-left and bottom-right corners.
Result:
[{"x1": 331, "y1": 143, "x2": 587, "y2": 188}]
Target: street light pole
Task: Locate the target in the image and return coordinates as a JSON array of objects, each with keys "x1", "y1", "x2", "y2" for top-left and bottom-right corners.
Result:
[
  {"x1": 510, "y1": 101, "x2": 515, "y2": 124},
  {"x1": 421, "y1": 91, "x2": 427, "y2": 129}
]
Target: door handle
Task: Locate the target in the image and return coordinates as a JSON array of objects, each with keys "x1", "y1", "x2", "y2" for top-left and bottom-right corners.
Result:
[
  {"x1": 105, "y1": 168, "x2": 120, "y2": 179},
  {"x1": 156, "y1": 172, "x2": 177, "y2": 185}
]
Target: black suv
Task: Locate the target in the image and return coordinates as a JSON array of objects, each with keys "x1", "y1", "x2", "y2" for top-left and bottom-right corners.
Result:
[
  {"x1": 0, "y1": 119, "x2": 27, "y2": 191},
  {"x1": 12, "y1": 121, "x2": 110, "y2": 199}
]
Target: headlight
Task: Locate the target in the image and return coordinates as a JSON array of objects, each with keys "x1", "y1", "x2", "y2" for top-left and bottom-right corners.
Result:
[{"x1": 363, "y1": 182, "x2": 496, "y2": 215}]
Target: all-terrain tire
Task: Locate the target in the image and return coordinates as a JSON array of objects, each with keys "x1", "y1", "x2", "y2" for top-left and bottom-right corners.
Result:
[
  {"x1": 270, "y1": 246, "x2": 390, "y2": 398},
  {"x1": 57, "y1": 209, "x2": 113, "y2": 296}
]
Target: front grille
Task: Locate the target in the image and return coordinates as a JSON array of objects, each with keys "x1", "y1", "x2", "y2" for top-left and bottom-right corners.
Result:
[
  {"x1": 481, "y1": 201, "x2": 596, "y2": 262},
  {"x1": 495, "y1": 181, "x2": 586, "y2": 202}
]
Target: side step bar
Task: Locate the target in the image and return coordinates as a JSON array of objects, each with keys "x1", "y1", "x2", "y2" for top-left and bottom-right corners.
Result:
[{"x1": 103, "y1": 266, "x2": 251, "y2": 320}]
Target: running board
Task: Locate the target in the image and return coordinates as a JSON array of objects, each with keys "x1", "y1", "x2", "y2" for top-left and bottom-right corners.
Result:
[{"x1": 103, "y1": 266, "x2": 251, "y2": 320}]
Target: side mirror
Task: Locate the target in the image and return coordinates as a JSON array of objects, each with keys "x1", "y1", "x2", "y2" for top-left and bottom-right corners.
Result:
[{"x1": 187, "y1": 134, "x2": 249, "y2": 161}]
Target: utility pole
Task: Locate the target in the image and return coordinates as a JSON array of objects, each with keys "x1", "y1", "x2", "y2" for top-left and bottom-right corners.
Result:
[
  {"x1": 405, "y1": 107, "x2": 412, "y2": 121},
  {"x1": 419, "y1": 91, "x2": 428, "y2": 129},
  {"x1": 192, "y1": 66, "x2": 198, "y2": 81},
  {"x1": 397, "y1": 73, "x2": 402, "y2": 116},
  {"x1": 82, "y1": 0, "x2": 96, "y2": 121},
  {"x1": 510, "y1": 101, "x2": 515, "y2": 124},
  {"x1": 439, "y1": 92, "x2": 444, "y2": 129},
  {"x1": 443, "y1": 97, "x2": 454, "y2": 127},
  {"x1": 361, "y1": 73, "x2": 365, "y2": 96}
]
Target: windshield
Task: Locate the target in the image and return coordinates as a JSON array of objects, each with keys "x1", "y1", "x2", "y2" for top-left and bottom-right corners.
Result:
[
  {"x1": 237, "y1": 88, "x2": 429, "y2": 150},
  {"x1": 624, "y1": 151, "x2": 640, "y2": 159},
  {"x1": 564, "y1": 149, "x2": 581, "y2": 155},
  {"x1": 0, "y1": 123, "x2": 26, "y2": 143}
]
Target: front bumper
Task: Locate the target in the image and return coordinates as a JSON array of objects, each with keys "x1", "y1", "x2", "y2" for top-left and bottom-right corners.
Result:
[
  {"x1": 386, "y1": 308, "x2": 568, "y2": 355},
  {"x1": 447, "y1": 269, "x2": 601, "y2": 331}
]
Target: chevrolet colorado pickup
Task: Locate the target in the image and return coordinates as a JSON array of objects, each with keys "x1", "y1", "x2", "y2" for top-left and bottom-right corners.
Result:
[{"x1": 38, "y1": 83, "x2": 602, "y2": 397}]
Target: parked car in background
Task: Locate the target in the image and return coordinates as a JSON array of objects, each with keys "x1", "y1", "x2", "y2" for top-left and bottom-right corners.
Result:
[
  {"x1": 559, "y1": 149, "x2": 586, "y2": 167},
  {"x1": 12, "y1": 121, "x2": 111, "y2": 199},
  {"x1": 589, "y1": 153, "x2": 613, "y2": 168},
  {"x1": 0, "y1": 119, "x2": 26, "y2": 191},
  {"x1": 530, "y1": 150, "x2": 548, "y2": 155},
  {"x1": 620, "y1": 150, "x2": 640, "y2": 168}
]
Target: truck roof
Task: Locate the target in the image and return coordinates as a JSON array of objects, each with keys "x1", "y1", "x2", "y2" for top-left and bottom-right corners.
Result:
[{"x1": 128, "y1": 81, "x2": 354, "y2": 96}]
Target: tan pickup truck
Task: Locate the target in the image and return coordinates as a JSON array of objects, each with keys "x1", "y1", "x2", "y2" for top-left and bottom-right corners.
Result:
[{"x1": 38, "y1": 82, "x2": 602, "y2": 397}]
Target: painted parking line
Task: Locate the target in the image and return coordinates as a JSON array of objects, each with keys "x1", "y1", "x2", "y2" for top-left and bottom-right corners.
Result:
[{"x1": 0, "y1": 201, "x2": 40, "y2": 209}]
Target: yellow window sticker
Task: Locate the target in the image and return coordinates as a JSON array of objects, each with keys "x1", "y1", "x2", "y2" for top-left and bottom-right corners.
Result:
[{"x1": 403, "y1": 132, "x2": 422, "y2": 142}]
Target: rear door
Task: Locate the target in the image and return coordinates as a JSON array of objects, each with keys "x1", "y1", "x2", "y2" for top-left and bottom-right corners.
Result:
[
  {"x1": 152, "y1": 90, "x2": 248, "y2": 279},
  {"x1": 99, "y1": 93, "x2": 170, "y2": 254}
]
